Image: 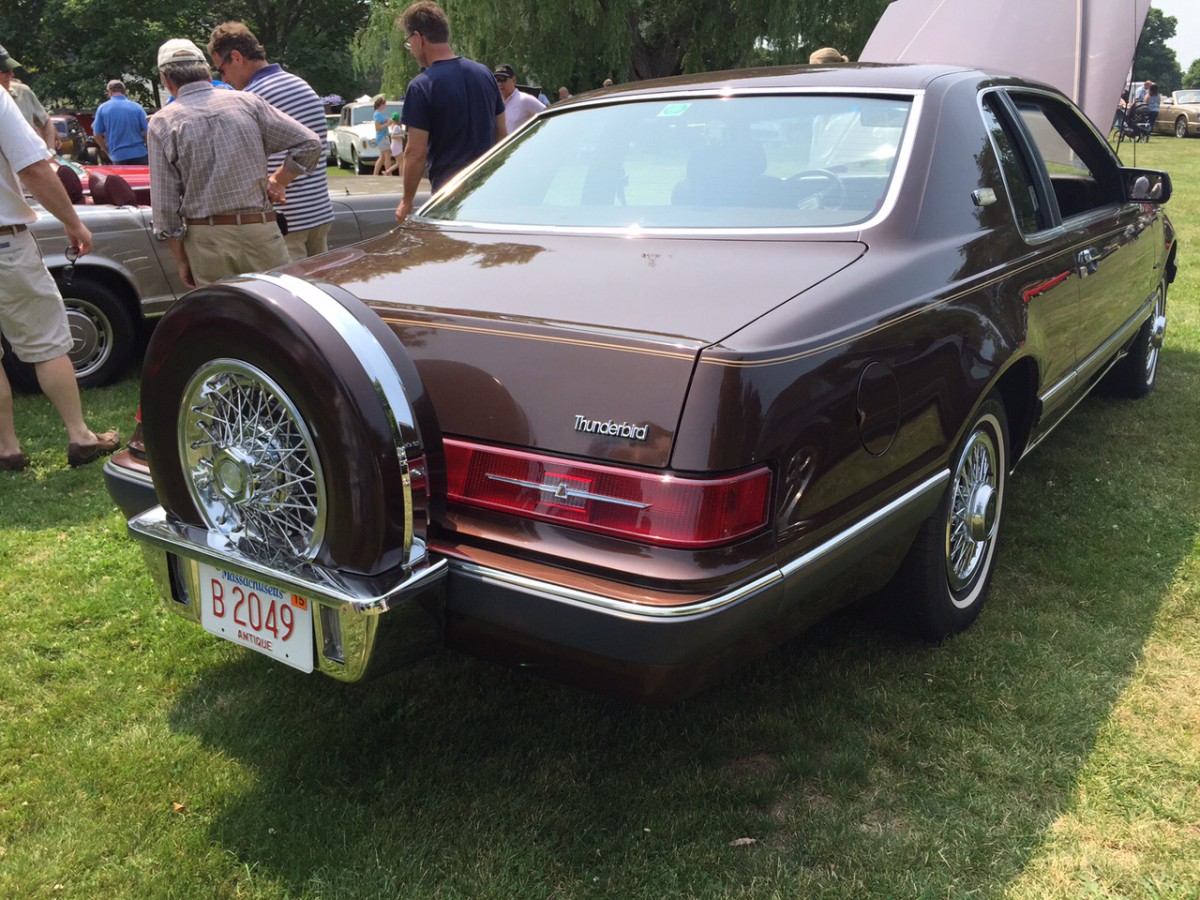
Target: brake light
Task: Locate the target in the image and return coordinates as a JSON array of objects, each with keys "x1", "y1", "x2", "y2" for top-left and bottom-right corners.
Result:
[{"x1": 445, "y1": 439, "x2": 771, "y2": 548}]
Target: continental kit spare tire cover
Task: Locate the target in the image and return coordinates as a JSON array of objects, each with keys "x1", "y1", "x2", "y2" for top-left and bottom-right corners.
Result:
[{"x1": 140, "y1": 272, "x2": 443, "y2": 577}]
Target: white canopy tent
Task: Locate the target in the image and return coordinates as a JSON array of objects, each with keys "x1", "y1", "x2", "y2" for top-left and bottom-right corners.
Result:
[{"x1": 860, "y1": 0, "x2": 1152, "y2": 132}]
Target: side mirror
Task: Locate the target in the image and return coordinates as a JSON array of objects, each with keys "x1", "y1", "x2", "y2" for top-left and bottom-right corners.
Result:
[{"x1": 1125, "y1": 167, "x2": 1171, "y2": 203}]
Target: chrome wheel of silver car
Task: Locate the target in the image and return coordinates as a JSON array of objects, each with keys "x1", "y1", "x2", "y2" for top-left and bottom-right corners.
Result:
[
  {"x1": 65, "y1": 296, "x2": 114, "y2": 381},
  {"x1": 180, "y1": 359, "x2": 326, "y2": 560},
  {"x1": 1175, "y1": 116, "x2": 1188, "y2": 139}
]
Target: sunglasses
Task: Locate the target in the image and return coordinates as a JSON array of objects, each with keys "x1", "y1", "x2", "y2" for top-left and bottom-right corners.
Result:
[{"x1": 495, "y1": 74, "x2": 510, "y2": 82}]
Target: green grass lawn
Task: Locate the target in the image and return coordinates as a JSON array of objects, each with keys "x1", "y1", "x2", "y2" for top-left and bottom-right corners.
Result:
[{"x1": 1, "y1": 139, "x2": 1198, "y2": 899}]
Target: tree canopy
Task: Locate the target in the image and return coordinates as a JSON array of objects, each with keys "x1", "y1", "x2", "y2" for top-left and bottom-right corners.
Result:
[
  {"x1": 1134, "y1": 7, "x2": 1182, "y2": 94},
  {"x1": 354, "y1": 0, "x2": 890, "y2": 100},
  {"x1": 0, "y1": 0, "x2": 369, "y2": 110},
  {"x1": 1183, "y1": 58, "x2": 1200, "y2": 91},
  {"x1": 6, "y1": 0, "x2": 1184, "y2": 114}
]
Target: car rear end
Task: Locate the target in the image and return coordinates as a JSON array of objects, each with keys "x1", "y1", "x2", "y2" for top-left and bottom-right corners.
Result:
[{"x1": 111, "y1": 75, "x2": 915, "y2": 701}]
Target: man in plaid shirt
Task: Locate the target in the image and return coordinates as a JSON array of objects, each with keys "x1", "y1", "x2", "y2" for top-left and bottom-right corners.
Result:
[{"x1": 148, "y1": 38, "x2": 322, "y2": 287}]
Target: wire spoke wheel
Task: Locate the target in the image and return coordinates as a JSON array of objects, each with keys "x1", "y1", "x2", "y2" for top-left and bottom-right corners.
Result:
[
  {"x1": 945, "y1": 428, "x2": 998, "y2": 596},
  {"x1": 180, "y1": 359, "x2": 326, "y2": 560}
]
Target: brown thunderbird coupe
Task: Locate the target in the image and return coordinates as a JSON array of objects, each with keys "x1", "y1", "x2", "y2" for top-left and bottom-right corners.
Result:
[{"x1": 106, "y1": 64, "x2": 1177, "y2": 702}]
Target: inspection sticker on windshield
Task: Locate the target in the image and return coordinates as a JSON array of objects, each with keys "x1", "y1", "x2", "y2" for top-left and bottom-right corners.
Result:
[
  {"x1": 198, "y1": 563, "x2": 314, "y2": 673},
  {"x1": 657, "y1": 103, "x2": 691, "y2": 117}
]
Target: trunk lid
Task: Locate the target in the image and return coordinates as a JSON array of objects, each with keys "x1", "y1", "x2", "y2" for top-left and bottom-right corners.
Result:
[{"x1": 290, "y1": 228, "x2": 865, "y2": 466}]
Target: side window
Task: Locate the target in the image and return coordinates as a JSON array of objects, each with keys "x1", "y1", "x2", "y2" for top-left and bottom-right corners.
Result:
[
  {"x1": 1009, "y1": 94, "x2": 1123, "y2": 220},
  {"x1": 981, "y1": 97, "x2": 1042, "y2": 233}
]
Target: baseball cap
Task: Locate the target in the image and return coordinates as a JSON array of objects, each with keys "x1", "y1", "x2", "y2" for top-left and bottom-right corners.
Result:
[
  {"x1": 157, "y1": 38, "x2": 206, "y2": 69},
  {"x1": 0, "y1": 44, "x2": 20, "y2": 72},
  {"x1": 493, "y1": 64, "x2": 515, "y2": 79}
]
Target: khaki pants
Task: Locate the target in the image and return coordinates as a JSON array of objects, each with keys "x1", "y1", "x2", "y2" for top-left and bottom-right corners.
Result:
[
  {"x1": 0, "y1": 229, "x2": 72, "y2": 363},
  {"x1": 184, "y1": 221, "x2": 290, "y2": 286},
  {"x1": 283, "y1": 222, "x2": 332, "y2": 263}
]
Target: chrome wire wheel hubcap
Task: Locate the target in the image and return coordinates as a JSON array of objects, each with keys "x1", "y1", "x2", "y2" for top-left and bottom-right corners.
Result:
[
  {"x1": 180, "y1": 359, "x2": 326, "y2": 559},
  {"x1": 946, "y1": 428, "x2": 999, "y2": 594}
]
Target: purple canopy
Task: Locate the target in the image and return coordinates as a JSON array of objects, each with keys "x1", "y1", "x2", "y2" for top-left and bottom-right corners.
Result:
[{"x1": 860, "y1": 0, "x2": 1151, "y2": 132}]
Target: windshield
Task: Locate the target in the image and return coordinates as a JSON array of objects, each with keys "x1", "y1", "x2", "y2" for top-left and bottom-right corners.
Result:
[
  {"x1": 422, "y1": 94, "x2": 912, "y2": 229},
  {"x1": 350, "y1": 102, "x2": 402, "y2": 126},
  {"x1": 1175, "y1": 90, "x2": 1200, "y2": 105}
]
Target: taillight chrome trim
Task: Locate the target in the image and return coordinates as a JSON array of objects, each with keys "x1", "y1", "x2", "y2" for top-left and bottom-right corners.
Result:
[{"x1": 486, "y1": 473, "x2": 651, "y2": 509}]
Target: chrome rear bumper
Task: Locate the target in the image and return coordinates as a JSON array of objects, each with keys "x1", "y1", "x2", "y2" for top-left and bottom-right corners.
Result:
[{"x1": 129, "y1": 506, "x2": 447, "y2": 681}]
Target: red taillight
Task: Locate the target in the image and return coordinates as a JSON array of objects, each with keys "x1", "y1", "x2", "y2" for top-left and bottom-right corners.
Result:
[{"x1": 445, "y1": 439, "x2": 771, "y2": 548}]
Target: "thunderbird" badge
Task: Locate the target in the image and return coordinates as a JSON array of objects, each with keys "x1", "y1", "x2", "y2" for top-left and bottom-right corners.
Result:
[{"x1": 573, "y1": 415, "x2": 649, "y2": 441}]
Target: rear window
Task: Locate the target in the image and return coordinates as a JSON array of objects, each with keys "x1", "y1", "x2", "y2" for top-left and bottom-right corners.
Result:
[{"x1": 422, "y1": 94, "x2": 913, "y2": 229}]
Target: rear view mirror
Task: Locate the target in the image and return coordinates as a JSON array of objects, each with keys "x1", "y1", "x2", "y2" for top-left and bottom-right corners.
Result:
[{"x1": 1125, "y1": 167, "x2": 1171, "y2": 203}]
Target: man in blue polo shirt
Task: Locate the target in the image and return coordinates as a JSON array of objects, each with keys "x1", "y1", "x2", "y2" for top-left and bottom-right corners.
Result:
[{"x1": 92, "y1": 80, "x2": 148, "y2": 164}]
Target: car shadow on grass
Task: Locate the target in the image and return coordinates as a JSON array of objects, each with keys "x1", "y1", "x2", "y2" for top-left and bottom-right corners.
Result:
[{"x1": 163, "y1": 357, "x2": 1197, "y2": 897}]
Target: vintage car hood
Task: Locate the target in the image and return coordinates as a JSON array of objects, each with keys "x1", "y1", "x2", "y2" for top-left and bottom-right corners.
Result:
[
  {"x1": 340, "y1": 123, "x2": 377, "y2": 141},
  {"x1": 286, "y1": 228, "x2": 866, "y2": 466},
  {"x1": 861, "y1": 0, "x2": 1151, "y2": 133}
]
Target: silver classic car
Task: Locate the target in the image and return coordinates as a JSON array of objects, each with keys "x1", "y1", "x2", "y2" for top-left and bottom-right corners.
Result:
[{"x1": 5, "y1": 169, "x2": 406, "y2": 391}]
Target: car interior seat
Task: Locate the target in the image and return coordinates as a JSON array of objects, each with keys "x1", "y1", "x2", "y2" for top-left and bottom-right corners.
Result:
[
  {"x1": 88, "y1": 171, "x2": 138, "y2": 207},
  {"x1": 672, "y1": 135, "x2": 781, "y2": 207},
  {"x1": 56, "y1": 165, "x2": 85, "y2": 204}
]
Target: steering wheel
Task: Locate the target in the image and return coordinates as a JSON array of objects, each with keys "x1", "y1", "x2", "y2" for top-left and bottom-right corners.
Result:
[{"x1": 787, "y1": 169, "x2": 846, "y2": 209}]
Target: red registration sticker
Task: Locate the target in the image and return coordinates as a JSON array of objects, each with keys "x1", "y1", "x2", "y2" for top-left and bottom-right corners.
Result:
[{"x1": 198, "y1": 563, "x2": 314, "y2": 673}]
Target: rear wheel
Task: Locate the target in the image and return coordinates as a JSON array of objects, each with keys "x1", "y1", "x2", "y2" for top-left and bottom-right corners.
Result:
[{"x1": 891, "y1": 398, "x2": 1008, "y2": 641}]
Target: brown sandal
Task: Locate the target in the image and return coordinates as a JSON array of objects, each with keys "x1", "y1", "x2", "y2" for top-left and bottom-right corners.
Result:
[
  {"x1": 0, "y1": 452, "x2": 28, "y2": 472},
  {"x1": 67, "y1": 431, "x2": 121, "y2": 468}
]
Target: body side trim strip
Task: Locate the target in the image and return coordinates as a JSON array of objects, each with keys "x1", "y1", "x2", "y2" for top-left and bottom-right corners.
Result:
[{"x1": 451, "y1": 469, "x2": 950, "y2": 620}]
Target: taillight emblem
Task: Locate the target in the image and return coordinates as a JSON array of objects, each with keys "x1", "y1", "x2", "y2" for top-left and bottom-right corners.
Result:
[{"x1": 487, "y1": 473, "x2": 651, "y2": 510}]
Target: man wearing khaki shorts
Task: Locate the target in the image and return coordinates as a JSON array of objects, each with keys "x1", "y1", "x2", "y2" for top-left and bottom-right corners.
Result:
[
  {"x1": 149, "y1": 38, "x2": 322, "y2": 287},
  {"x1": 0, "y1": 88, "x2": 118, "y2": 470}
]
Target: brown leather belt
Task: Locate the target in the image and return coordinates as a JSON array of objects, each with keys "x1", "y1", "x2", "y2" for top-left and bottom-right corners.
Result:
[
  {"x1": 185, "y1": 212, "x2": 277, "y2": 226},
  {"x1": 0, "y1": 223, "x2": 29, "y2": 236}
]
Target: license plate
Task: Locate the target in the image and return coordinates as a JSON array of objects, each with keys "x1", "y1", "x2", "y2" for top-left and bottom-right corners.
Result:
[{"x1": 198, "y1": 563, "x2": 314, "y2": 673}]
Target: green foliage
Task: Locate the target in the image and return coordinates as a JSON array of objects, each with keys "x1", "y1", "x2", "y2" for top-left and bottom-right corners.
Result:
[
  {"x1": 0, "y1": 0, "x2": 369, "y2": 110},
  {"x1": 1184, "y1": 58, "x2": 1200, "y2": 91},
  {"x1": 355, "y1": 0, "x2": 889, "y2": 101},
  {"x1": 1135, "y1": 7, "x2": 1183, "y2": 94}
]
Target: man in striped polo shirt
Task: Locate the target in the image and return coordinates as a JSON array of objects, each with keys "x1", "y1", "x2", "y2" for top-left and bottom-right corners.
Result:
[{"x1": 207, "y1": 23, "x2": 334, "y2": 261}]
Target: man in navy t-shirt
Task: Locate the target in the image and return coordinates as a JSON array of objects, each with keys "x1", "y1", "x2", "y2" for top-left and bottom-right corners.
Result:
[{"x1": 395, "y1": 0, "x2": 505, "y2": 221}]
